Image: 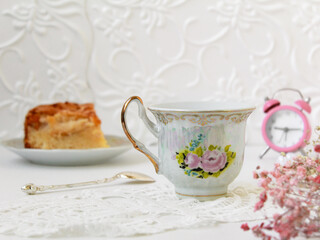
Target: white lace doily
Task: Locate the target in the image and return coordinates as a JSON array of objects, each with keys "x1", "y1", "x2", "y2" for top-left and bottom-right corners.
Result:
[{"x1": 0, "y1": 176, "x2": 270, "y2": 238}]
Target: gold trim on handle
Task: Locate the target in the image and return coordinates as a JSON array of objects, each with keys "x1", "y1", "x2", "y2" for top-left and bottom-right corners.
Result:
[{"x1": 121, "y1": 96, "x2": 159, "y2": 173}]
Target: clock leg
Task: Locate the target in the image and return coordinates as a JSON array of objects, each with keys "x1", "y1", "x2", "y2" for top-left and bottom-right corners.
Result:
[{"x1": 259, "y1": 146, "x2": 271, "y2": 159}]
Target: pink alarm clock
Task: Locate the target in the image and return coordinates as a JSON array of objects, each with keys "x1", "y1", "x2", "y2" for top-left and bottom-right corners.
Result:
[{"x1": 260, "y1": 88, "x2": 312, "y2": 159}]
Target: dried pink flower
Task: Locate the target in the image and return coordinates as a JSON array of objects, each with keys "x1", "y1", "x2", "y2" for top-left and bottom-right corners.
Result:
[
  {"x1": 254, "y1": 200, "x2": 264, "y2": 212},
  {"x1": 241, "y1": 137, "x2": 320, "y2": 239},
  {"x1": 259, "y1": 191, "x2": 267, "y2": 202},
  {"x1": 296, "y1": 166, "x2": 307, "y2": 178},
  {"x1": 258, "y1": 177, "x2": 271, "y2": 189},
  {"x1": 313, "y1": 175, "x2": 320, "y2": 184},
  {"x1": 260, "y1": 170, "x2": 268, "y2": 178},
  {"x1": 241, "y1": 223, "x2": 250, "y2": 231}
]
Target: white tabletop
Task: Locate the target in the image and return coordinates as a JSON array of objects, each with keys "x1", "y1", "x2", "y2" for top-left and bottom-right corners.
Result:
[{"x1": 0, "y1": 144, "x2": 281, "y2": 240}]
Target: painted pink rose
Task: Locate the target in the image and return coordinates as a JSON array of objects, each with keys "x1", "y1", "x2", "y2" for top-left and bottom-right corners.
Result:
[
  {"x1": 185, "y1": 153, "x2": 201, "y2": 169},
  {"x1": 200, "y1": 150, "x2": 227, "y2": 173}
]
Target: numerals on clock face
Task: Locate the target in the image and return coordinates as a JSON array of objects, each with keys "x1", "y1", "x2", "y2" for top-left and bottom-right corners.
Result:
[{"x1": 266, "y1": 109, "x2": 304, "y2": 148}]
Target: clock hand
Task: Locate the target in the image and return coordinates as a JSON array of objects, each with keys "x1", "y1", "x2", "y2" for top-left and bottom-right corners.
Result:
[
  {"x1": 287, "y1": 128, "x2": 302, "y2": 131},
  {"x1": 278, "y1": 131, "x2": 285, "y2": 144},
  {"x1": 274, "y1": 127, "x2": 302, "y2": 132},
  {"x1": 285, "y1": 131, "x2": 288, "y2": 143},
  {"x1": 274, "y1": 127, "x2": 286, "y2": 130}
]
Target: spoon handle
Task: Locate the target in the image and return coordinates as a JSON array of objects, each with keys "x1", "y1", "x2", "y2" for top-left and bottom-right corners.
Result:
[{"x1": 21, "y1": 176, "x2": 118, "y2": 195}]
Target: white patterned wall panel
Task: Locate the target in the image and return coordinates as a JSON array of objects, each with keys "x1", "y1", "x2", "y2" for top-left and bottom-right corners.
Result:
[{"x1": 0, "y1": 0, "x2": 320, "y2": 147}]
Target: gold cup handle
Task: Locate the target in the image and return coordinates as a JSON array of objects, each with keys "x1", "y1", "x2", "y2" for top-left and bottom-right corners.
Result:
[{"x1": 121, "y1": 96, "x2": 160, "y2": 173}]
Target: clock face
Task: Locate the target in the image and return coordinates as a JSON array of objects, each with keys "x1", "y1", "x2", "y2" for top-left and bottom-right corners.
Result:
[{"x1": 265, "y1": 109, "x2": 305, "y2": 148}]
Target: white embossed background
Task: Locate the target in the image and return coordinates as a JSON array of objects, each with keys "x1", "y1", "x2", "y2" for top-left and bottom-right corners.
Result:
[{"x1": 0, "y1": 0, "x2": 320, "y2": 146}]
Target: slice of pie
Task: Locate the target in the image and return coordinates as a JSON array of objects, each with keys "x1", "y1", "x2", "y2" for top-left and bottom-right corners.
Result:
[{"x1": 24, "y1": 102, "x2": 109, "y2": 149}]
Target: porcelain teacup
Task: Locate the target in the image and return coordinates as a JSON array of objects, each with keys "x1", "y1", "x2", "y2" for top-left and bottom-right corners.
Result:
[{"x1": 121, "y1": 96, "x2": 255, "y2": 200}]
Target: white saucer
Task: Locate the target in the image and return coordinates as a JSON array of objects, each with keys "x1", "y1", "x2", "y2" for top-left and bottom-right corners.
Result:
[{"x1": 0, "y1": 135, "x2": 132, "y2": 166}]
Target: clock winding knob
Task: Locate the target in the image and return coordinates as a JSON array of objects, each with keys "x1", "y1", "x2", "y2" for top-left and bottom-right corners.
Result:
[
  {"x1": 263, "y1": 99, "x2": 280, "y2": 113},
  {"x1": 294, "y1": 100, "x2": 311, "y2": 113}
]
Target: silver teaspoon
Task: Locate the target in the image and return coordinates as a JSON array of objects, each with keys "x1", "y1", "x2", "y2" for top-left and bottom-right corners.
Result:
[{"x1": 21, "y1": 171, "x2": 155, "y2": 195}]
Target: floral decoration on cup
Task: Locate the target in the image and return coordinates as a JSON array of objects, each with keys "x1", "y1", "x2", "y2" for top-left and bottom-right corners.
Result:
[{"x1": 175, "y1": 134, "x2": 236, "y2": 178}]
